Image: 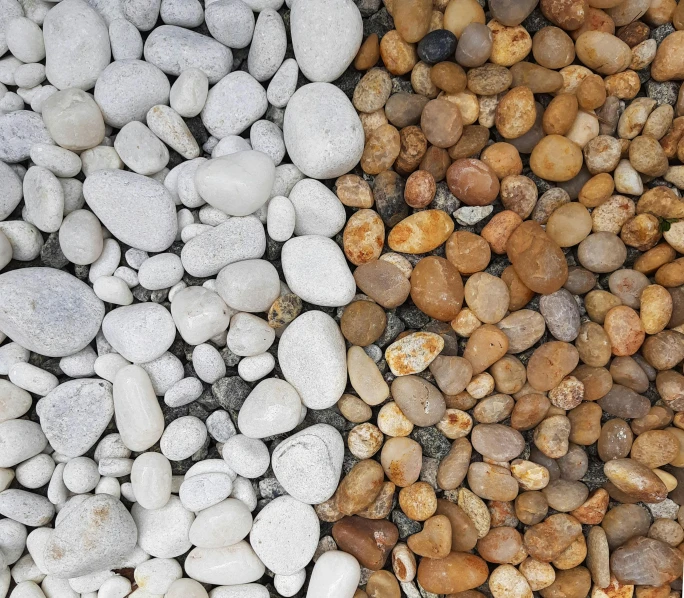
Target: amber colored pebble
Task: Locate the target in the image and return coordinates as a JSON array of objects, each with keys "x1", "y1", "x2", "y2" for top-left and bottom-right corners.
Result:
[
  {"x1": 419, "y1": 146, "x2": 452, "y2": 182},
  {"x1": 445, "y1": 230, "x2": 491, "y2": 275},
  {"x1": 380, "y1": 30, "x2": 418, "y2": 75},
  {"x1": 404, "y1": 170, "x2": 436, "y2": 208},
  {"x1": 604, "y1": 305, "x2": 645, "y2": 356},
  {"x1": 542, "y1": 94, "x2": 579, "y2": 135},
  {"x1": 336, "y1": 459, "x2": 386, "y2": 515},
  {"x1": 570, "y1": 488, "x2": 610, "y2": 525},
  {"x1": 395, "y1": 126, "x2": 428, "y2": 176},
  {"x1": 407, "y1": 514, "x2": 452, "y2": 558},
  {"x1": 340, "y1": 301, "x2": 387, "y2": 347},
  {"x1": 332, "y1": 516, "x2": 399, "y2": 570},
  {"x1": 410, "y1": 256, "x2": 464, "y2": 322},
  {"x1": 336, "y1": 174, "x2": 374, "y2": 208},
  {"x1": 431, "y1": 62, "x2": 468, "y2": 93},
  {"x1": 355, "y1": 34, "x2": 381, "y2": 70},
  {"x1": 417, "y1": 552, "x2": 489, "y2": 595},
  {"x1": 366, "y1": 570, "x2": 401, "y2": 598},
  {"x1": 354, "y1": 260, "x2": 411, "y2": 309},
  {"x1": 343, "y1": 209, "x2": 385, "y2": 266},
  {"x1": 446, "y1": 158, "x2": 500, "y2": 206}
]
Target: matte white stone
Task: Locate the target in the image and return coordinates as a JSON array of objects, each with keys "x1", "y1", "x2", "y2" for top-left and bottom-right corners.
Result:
[
  {"x1": 185, "y1": 542, "x2": 265, "y2": 586},
  {"x1": 237, "y1": 379, "x2": 301, "y2": 439},
  {"x1": 132, "y1": 496, "x2": 194, "y2": 558},
  {"x1": 226, "y1": 313, "x2": 275, "y2": 357},
  {"x1": 306, "y1": 551, "x2": 360, "y2": 598},
  {"x1": 267, "y1": 59, "x2": 298, "y2": 109},
  {"x1": 222, "y1": 435, "x2": 269, "y2": 479},
  {"x1": 147, "y1": 104, "x2": 200, "y2": 160},
  {"x1": 43, "y1": 0, "x2": 111, "y2": 91},
  {"x1": 195, "y1": 151, "x2": 275, "y2": 216},
  {"x1": 171, "y1": 286, "x2": 232, "y2": 345},
  {"x1": 181, "y1": 216, "x2": 265, "y2": 277},
  {"x1": 204, "y1": 0, "x2": 254, "y2": 49},
  {"x1": 114, "y1": 121, "x2": 169, "y2": 175},
  {"x1": 0, "y1": 378, "x2": 31, "y2": 422},
  {"x1": 102, "y1": 303, "x2": 175, "y2": 363},
  {"x1": 113, "y1": 365, "x2": 165, "y2": 452},
  {"x1": 109, "y1": 18, "x2": 143, "y2": 61},
  {"x1": 248, "y1": 9, "x2": 286, "y2": 82},
  {"x1": 144, "y1": 25, "x2": 232, "y2": 84},
  {"x1": 83, "y1": 169, "x2": 177, "y2": 252},
  {"x1": 179, "y1": 472, "x2": 233, "y2": 512},
  {"x1": 160, "y1": 416, "x2": 207, "y2": 461},
  {"x1": 9, "y1": 362, "x2": 58, "y2": 396},
  {"x1": 94, "y1": 59, "x2": 169, "y2": 127},
  {"x1": 139, "y1": 351, "x2": 184, "y2": 396},
  {"x1": 131, "y1": 452, "x2": 172, "y2": 510},
  {"x1": 43, "y1": 494, "x2": 136, "y2": 578},
  {"x1": 0, "y1": 419, "x2": 46, "y2": 467},
  {"x1": 284, "y1": 83, "x2": 364, "y2": 179},
  {"x1": 201, "y1": 71, "x2": 267, "y2": 139},
  {"x1": 134, "y1": 558, "x2": 182, "y2": 595},
  {"x1": 271, "y1": 423, "x2": 343, "y2": 504}
]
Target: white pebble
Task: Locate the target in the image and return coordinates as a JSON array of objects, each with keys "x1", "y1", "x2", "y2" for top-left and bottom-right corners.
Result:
[
  {"x1": 237, "y1": 353, "x2": 275, "y2": 382},
  {"x1": 192, "y1": 343, "x2": 226, "y2": 383},
  {"x1": 222, "y1": 435, "x2": 269, "y2": 479}
]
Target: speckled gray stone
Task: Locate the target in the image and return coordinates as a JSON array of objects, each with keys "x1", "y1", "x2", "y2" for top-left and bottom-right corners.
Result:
[
  {"x1": 43, "y1": 494, "x2": 136, "y2": 578},
  {"x1": 83, "y1": 169, "x2": 178, "y2": 252},
  {"x1": 271, "y1": 423, "x2": 344, "y2": 504},
  {"x1": 37, "y1": 378, "x2": 114, "y2": 457},
  {"x1": 0, "y1": 268, "x2": 104, "y2": 357},
  {"x1": 284, "y1": 83, "x2": 364, "y2": 179},
  {"x1": 42, "y1": 0, "x2": 111, "y2": 91},
  {"x1": 144, "y1": 25, "x2": 232, "y2": 84},
  {"x1": 539, "y1": 288, "x2": 581, "y2": 342}
]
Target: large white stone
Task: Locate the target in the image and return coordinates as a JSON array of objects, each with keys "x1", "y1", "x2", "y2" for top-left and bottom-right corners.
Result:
[
  {"x1": 271, "y1": 423, "x2": 344, "y2": 504},
  {"x1": 201, "y1": 71, "x2": 267, "y2": 139},
  {"x1": 194, "y1": 151, "x2": 275, "y2": 216},
  {"x1": 291, "y1": 0, "x2": 361, "y2": 83},
  {"x1": 185, "y1": 542, "x2": 265, "y2": 586},
  {"x1": 237, "y1": 379, "x2": 301, "y2": 439},
  {"x1": 0, "y1": 268, "x2": 104, "y2": 357},
  {"x1": 84, "y1": 169, "x2": 178, "y2": 252},
  {"x1": 284, "y1": 83, "x2": 363, "y2": 180},
  {"x1": 113, "y1": 365, "x2": 165, "y2": 452},
  {"x1": 249, "y1": 496, "x2": 319, "y2": 575},
  {"x1": 43, "y1": 0, "x2": 111, "y2": 90},
  {"x1": 43, "y1": 494, "x2": 137, "y2": 578},
  {"x1": 102, "y1": 303, "x2": 175, "y2": 363},
  {"x1": 181, "y1": 216, "x2": 265, "y2": 277},
  {"x1": 144, "y1": 25, "x2": 232, "y2": 84},
  {"x1": 305, "y1": 551, "x2": 360, "y2": 598},
  {"x1": 37, "y1": 379, "x2": 114, "y2": 457},
  {"x1": 189, "y1": 498, "x2": 252, "y2": 548}
]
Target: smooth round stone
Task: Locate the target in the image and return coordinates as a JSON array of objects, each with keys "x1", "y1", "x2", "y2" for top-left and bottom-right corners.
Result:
[
  {"x1": 237, "y1": 378, "x2": 302, "y2": 439},
  {"x1": 306, "y1": 551, "x2": 360, "y2": 598},
  {"x1": 205, "y1": 0, "x2": 255, "y2": 49},
  {"x1": 132, "y1": 495, "x2": 195, "y2": 558},
  {"x1": 281, "y1": 236, "x2": 355, "y2": 308},
  {"x1": 58, "y1": 210, "x2": 104, "y2": 266},
  {"x1": 160, "y1": 416, "x2": 207, "y2": 461},
  {"x1": 113, "y1": 365, "x2": 165, "y2": 452},
  {"x1": 250, "y1": 496, "x2": 319, "y2": 575},
  {"x1": 185, "y1": 542, "x2": 265, "y2": 586},
  {"x1": 131, "y1": 452, "x2": 172, "y2": 510},
  {"x1": 418, "y1": 30, "x2": 457, "y2": 64},
  {"x1": 284, "y1": 83, "x2": 364, "y2": 179},
  {"x1": 0, "y1": 379, "x2": 31, "y2": 423},
  {"x1": 181, "y1": 217, "x2": 266, "y2": 277},
  {"x1": 144, "y1": 25, "x2": 232, "y2": 84},
  {"x1": 179, "y1": 472, "x2": 233, "y2": 512},
  {"x1": 0, "y1": 268, "x2": 103, "y2": 357},
  {"x1": 94, "y1": 59, "x2": 170, "y2": 128},
  {"x1": 195, "y1": 151, "x2": 275, "y2": 216},
  {"x1": 43, "y1": 494, "x2": 136, "y2": 578},
  {"x1": 248, "y1": 9, "x2": 286, "y2": 82},
  {"x1": 289, "y1": 179, "x2": 346, "y2": 237},
  {"x1": 291, "y1": 0, "x2": 361, "y2": 82},
  {"x1": 278, "y1": 310, "x2": 347, "y2": 409},
  {"x1": 43, "y1": 0, "x2": 111, "y2": 91},
  {"x1": 189, "y1": 498, "x2": 253, "y2": 548},
  {"x1": 0, "y1": 420, "x2": 46, "y2": 468},
  {"x1": 272, "y1": 423, "x2": 344, "y2": 504},
  {"x1": 226, "y1": 313, "x2": 275, "y2": 357},
  {"x1": 0, "y1": 109, "x2": 53, "y2": 164},
  {"x1": 201, "y1": 71, "x2": 267, "y2": 138},
  {"x1": 223, "y1": 434, "x2": 270, "y2": 479},
  {"x1": 83, "y1": 169, "x2": 177, "y2": 252},
  {"x1": 102, "y1": 303, "x2": 175, "y2": 363},
  {"x1": 171, "y1": 286, "x2": 232, "y2": 345}
]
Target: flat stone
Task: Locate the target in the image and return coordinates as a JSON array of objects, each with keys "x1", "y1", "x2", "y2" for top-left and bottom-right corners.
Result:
[{"x1": 0, "y1": 268, "x2": 104, "y2": 357}]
